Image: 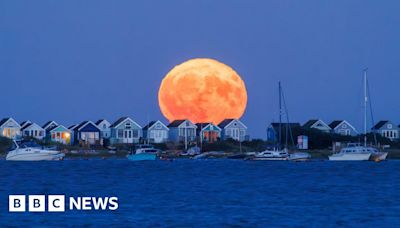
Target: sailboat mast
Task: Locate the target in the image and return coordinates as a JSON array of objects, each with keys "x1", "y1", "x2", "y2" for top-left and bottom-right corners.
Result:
[
  {"x1": 278, "y1": 81, "x2": 282, "y2": 149},
  {"x1": 364, "y1": 69, "x2": 368, "y2": 147}
]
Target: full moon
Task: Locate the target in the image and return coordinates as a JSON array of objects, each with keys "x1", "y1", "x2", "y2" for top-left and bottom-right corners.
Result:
[{"x1": 158, "y1": 58, "x2": 247, "y2": 124}]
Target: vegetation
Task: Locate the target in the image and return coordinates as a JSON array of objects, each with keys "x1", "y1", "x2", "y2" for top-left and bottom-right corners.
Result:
[{"x1": 0, "y1": 136, "x2": 12, "y2": 154}]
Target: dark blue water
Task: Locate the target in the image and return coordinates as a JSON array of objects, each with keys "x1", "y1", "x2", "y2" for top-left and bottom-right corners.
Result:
[{"x1": 0, "y1": 159, "x2": 399, "y2": 227}]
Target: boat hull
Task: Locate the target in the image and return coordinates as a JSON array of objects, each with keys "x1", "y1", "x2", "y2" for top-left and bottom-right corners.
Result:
[
  {"x1": 370, "y1": 152, "x2": 388, "y2": 162},
  {"x1": 6, "y1": 151, "x2": 65, "y2": 161},
  {"x1": 251, "y1": 157, "x2": 288, "y2": 161},
  {"x1": 328, "y1": 153, "x2": 371, "y2": 161},
  {"x1": 127, "y1": 153, "x2": 157, "y2": 161},
  {"x1": 288, "y1": 152, "x2": 311, "y2": 161}
]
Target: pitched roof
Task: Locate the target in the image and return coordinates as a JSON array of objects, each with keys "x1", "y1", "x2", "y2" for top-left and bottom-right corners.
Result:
[
  {"x1": 75, "y1": 121, "x2": 89, "y2": 130},
  {"x1": 47, "y1": 125, "x2": 58, "y2": 132},
  {"x1": 195, "y1": 123, "x2": 211, "y2": 130},
  {"x1": 110, "y1": 117, "x2": 129, "y2": 128},
  {"x1": 218, "y1": 119, "x2": 235, "y2": 128},
  {"x1": 68, "y1": 124, "x2": 78, "y2": 130},
  {"x1": 75, "y1": 121, "x2": 100, "y2": 131},
  {"x1": 167, "y1": 120, "x2": 187, "y2": 128},
  {"x1": 20, "y1": 120, "x2": 32, "y2": 128},
  {"x1": 43, "y1": 121, "x2": 58, "y2": 129},
  {"x1": 372, "y1": 121, "x2": 389, "y2": 130},
  {"x1": 95, "y1": 119, "x2": 106, "y2": 125},
  {"x1": 49, "y1": 125, "x2": 70, "y2": 133},
  {"x1": 0, "y1": 117, "x2": 20, "y2": 128},
  {"x1": 143, "y1": 121, "x2": 157, "y2": 130},
  {"x1": 21, "y1": 123, "x2": 33, "y2": 131},
  {"x1": 303, "y1": 119, "x2": 318, "y2": 129},
  {"x1": 196, "y1": 123, "x2": 221, "y2": 132},
  {"x1": 329, "y1": 120, "x2": 343, "y2": 129},
  {"x1": 21, "y1": 122, "x2": 44, "y2": 131},
  {"x1": 0, "y1": 118, "x2": 11, "y2": 127}
]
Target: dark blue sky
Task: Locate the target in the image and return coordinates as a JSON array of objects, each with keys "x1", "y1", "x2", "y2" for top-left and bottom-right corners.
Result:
[{"x1": 1, "y1": 0, "x2": 399, "y2": 138}]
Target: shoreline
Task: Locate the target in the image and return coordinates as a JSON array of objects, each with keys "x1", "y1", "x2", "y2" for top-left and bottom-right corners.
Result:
[{"x1": 2, "y1": 149, "x2": 400, "y2": 160}]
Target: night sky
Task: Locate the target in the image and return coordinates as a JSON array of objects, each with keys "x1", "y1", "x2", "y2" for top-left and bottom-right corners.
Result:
[{"x1": 1, "y1": 0, "x2": 399, "y2": 138}]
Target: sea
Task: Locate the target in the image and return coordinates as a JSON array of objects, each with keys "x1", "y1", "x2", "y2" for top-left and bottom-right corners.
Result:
[{"x1": 0, "y1": 159, "x2": 399, "y2": 227}]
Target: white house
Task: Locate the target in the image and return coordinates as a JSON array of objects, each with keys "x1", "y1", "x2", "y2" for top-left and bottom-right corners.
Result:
[
  {"x1": 142, "y1": 120, "x2": 169, "y2": 143},
  {"x1": 218, "y1": 119, "x2": 247, "y2": 142},
  {"x1": 96, "y1": 119, "x2": 111, "y2": 139},
  {"x1": 110, "y1": 117, "x2": 142, "y2": 144},
  {"x1": 303, "y1": 119, "x2": 331, "y2": 133},
  {"x1": 372, "y1": 120, "x2": 400, "y2": 141},
  {"x1": 329, "y1": 120, "x2": 358, "y2": 136},
  {"x1": 0, "y1": 117, "x2": 21, "y2": 139},
  {"x1": 21, "y1": 122, "x2": 45, "y2": 140}
]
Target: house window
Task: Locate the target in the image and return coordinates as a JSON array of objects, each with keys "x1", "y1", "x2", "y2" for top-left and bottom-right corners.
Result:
[
  {"x1": 103, "y1": 124, "x2": 107, "y2": 129},
  {"x1": 388, "y1": 124, "x2": 393, "y2": 129},
  {"x1": 132, "y1": 130, "x2": 139, "y2": 138},
  {"x1": 118, "y1": 130, "x2": 123, "y2": 138},
  {"x1": 125, "y1": 122, "x2": 131, "y2": 129}
]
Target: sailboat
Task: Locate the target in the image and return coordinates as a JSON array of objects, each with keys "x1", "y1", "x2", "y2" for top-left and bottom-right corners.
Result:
[
  {"x1": 363, "y1": 70, "x2": 388, "y2": 161},
  {"x1": 252, "y1": 82, "x2": 311, "y2": 161},
  {"x1": 328, "y1": 69, "x2": 388, "y2": 161}
]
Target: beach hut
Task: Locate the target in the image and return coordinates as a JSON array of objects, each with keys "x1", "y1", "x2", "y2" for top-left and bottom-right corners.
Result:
[
  {"x1": 218, "y1": 119, "x2": 247, "y2": 142},
  {"x1": 196, "y1": 123, "x2": 221, "y2": 143},
  {"x1": 110, "y1": 117, "x2": 142, "y2": 144},
  {"x1": 0, "y1": 117, "x2": 21, "y2": 139},
  {"x1": 142, "y1": 120, "x2": 169, "y2": 143}
]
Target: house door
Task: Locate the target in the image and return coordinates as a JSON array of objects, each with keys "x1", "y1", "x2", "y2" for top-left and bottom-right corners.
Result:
[
  {"x1": 232, "y1": 129, "x2": 240, "y2": 140},
  {"x1": 123, "y1": 130, "x2": 133, "y2": 143}
]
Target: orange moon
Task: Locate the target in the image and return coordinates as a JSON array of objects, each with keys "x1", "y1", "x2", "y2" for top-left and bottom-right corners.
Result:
[{"x1": 158, "y1": 58, "x2": 247, "y2": 124}]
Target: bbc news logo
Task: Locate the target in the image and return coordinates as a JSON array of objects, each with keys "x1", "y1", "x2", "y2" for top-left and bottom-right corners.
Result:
[{"x1": 9, "y1": 195, "x2": 118, "y2": 212}]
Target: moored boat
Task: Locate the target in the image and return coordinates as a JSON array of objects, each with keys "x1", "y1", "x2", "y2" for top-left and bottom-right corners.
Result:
[
  {"x1": 252, "y1": 149, "x2": 289, "y2": 161},
  {"x1": 328, "y1": 144, "x2": 371, "y2": 161},
  {"x1": 127, "y1": 144, "x2": 159, "y2": 161},
  {"x1": 288, "y1": 152, "x2": 311, "y2": 161},
  {"x1": 6, "y1": 141, "x2": 65, "y2": 161}
]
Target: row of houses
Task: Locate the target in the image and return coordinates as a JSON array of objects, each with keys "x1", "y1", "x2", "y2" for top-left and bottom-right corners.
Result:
[
  {"x1": 0, "y1": 117, "x2": 248, "y2": 145},
  {"x1": 267, "y1": 119, "x2": 400, "y2": 141}
]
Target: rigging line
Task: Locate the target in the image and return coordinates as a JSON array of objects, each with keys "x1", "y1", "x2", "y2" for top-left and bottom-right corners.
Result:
[
  {"x1": 366, "y1": 76, "x2": 378, "y2": 145},
  {"x1": 280, "y1": 86, "x2": 296, "y2": 147}
]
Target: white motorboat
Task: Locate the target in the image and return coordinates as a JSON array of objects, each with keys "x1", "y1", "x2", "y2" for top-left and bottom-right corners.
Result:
[
  {"x1": 288, "y1": 152, "x2": 311, "y2": 161},
  {"x1": 6, "y1": 141, "x2": 65, "y2": 161},
  {"x1": 328, "y1": 144, "x2": 372, "y2": 161},
  {"x1": 252, "y1": 149, "x2": 289, "y2": 161}
]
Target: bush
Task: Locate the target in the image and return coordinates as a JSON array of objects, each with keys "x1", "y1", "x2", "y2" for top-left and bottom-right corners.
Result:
[{"x1": 0, "y1": 136, "x2": 13, "y2": 154}]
